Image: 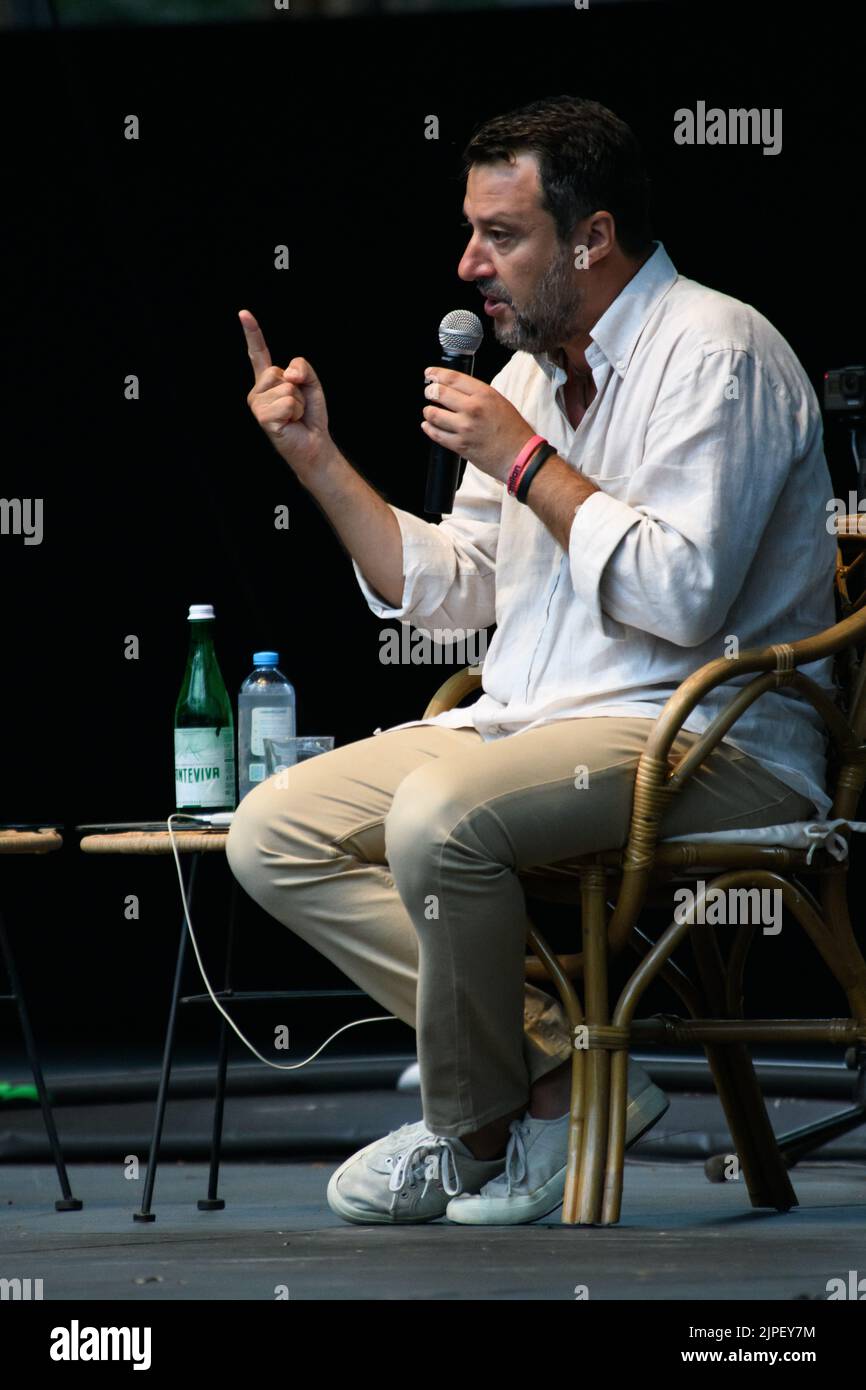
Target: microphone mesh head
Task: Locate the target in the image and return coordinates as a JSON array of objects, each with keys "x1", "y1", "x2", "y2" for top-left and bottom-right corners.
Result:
[{"x1": 439, "y1": 309, "x2": 484, "y2": 355}]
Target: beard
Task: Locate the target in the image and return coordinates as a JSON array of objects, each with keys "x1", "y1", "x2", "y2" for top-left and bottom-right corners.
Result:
[{"x1": 486, "y1": 239, "x2": 585, "y2": 355}]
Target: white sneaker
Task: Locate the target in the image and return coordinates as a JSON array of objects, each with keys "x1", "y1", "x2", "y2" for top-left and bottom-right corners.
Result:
[
  {"x1": 326, "y1": 1119, "x2": 507, "y2": 1225},
  {"x1": 445, "y1": 1059, "x2": 669, "y2": 1226}
]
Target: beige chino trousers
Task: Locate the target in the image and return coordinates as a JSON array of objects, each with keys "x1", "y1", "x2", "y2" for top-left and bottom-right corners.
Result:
[{"x1": 225, "y1": 716, "x2": 815, "y2": 1140}]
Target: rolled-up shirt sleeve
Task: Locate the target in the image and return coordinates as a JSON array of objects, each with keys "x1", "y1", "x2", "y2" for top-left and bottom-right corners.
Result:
[
  {"x1": 568, "y1": 349, "x2": 796, "y2": 647},
  {"x1": 352, "y1": 458, "x2": 502, "y2": 633}
]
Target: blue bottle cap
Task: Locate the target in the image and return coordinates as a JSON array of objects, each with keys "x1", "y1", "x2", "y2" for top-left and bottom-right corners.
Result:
[{"x1": 253, "y1": 651, "x2": 280, "y2": 666}]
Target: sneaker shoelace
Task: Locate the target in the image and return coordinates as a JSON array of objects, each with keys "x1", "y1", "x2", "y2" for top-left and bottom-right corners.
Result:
[
  {"x1": 502, "y1": 1119, "x2": 532, "y2": 1196},
  {"x1": 387, "y1": 1135, "x2": 463, "y2": 1208}
]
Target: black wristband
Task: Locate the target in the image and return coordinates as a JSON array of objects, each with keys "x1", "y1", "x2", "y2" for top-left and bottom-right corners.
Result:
[{"x1": 516, "y1": 442, "x2": 557, "y2": 503}]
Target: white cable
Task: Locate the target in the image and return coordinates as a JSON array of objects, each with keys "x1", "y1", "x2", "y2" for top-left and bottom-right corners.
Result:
[{"x1": 166, "y1": 813, "x2": 399, "y2": 1071}]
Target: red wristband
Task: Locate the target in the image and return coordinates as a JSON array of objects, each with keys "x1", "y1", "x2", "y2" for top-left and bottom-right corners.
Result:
[
  {"x1": 506, "y1": 434, "x2": 546, "y2": 495},
  {"x1": 508, "y1": 441, "x2": 547, "y2": 498}
]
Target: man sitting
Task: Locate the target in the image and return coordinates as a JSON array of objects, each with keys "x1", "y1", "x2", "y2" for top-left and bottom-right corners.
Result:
[{"x1": 227, "y1": 94, "x2": 834, "y2": 1226}]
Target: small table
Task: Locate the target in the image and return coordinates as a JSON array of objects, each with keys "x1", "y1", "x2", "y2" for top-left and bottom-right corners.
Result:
[
  {"x1": 78, "y1": 827, "x2": 234, "y2": 1221},
  {"x1": 77, "y1": 825, "x2": 366, "y2": 1221}
]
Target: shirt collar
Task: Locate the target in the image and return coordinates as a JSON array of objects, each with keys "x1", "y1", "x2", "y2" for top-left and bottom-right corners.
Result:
[{"x1": 533, "y1": 241, "x2": 679, "y2": 385}]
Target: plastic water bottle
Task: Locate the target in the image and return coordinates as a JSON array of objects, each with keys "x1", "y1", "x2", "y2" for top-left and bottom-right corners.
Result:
[
  {"x1": 238, "y1": 652, "x2": 296, "y2": 801},
  {"x1": 174, "y1": 604, "x2": 236, "y2": 812}
]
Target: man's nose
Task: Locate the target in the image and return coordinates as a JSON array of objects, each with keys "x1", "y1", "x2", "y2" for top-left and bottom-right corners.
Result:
[{"x1": 457, "y1": 240, "x2": 494, "y2": 283}]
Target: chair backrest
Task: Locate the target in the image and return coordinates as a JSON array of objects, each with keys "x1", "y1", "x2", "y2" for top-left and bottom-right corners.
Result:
[{"x1": 827, "y1": 537, "x2": 866, "y2": 819}]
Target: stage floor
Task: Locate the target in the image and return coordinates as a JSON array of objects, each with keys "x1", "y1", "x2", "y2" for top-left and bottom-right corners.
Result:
[{"x1": 2, "y1": 1157, "x2": 864, "y2": 1301}]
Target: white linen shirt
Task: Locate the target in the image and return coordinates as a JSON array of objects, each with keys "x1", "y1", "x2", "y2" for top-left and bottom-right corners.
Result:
[{"x1": 352, "y1": 241, "x2": 838, "y2": 819}]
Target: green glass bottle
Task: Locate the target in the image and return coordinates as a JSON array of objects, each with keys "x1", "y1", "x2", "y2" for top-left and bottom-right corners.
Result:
[{"x1": 174, "y1": 604, "x2": 236, "y2": 812}]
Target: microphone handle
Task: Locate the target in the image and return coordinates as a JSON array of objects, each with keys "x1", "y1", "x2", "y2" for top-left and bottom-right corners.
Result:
[{"x1": 424, "y1": 348, "x2": 477, "y2": 515}]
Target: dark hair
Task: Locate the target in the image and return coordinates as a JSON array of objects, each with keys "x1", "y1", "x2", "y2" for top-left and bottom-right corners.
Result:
[{"x1": 461, "y1": 95, "x2": 653, "y2": 259}]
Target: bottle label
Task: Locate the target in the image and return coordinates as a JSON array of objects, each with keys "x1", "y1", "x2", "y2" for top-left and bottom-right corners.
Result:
[
  {"x1": 251, "y1": 706, "x2": 295, "y2": 757},
  {"x1": 175, "y1": 727, "x2": 235, "y2": 808}
]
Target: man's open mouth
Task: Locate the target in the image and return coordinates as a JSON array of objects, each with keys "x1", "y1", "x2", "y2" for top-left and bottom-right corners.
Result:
[{"x1": 482, "y1": 292, "x2": 511, "y2": 314}]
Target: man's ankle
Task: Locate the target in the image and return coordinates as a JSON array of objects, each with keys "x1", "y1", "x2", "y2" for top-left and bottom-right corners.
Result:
[
  {"x1": 458, "y1": 1129, "x2": 509, "y2": 1160},
  {"x1": 528, "y1": 1060, "x2": 571, "y2": 1119},
  {"x1": 463, "y1": 1141, "x2": 507, "y2": 1161},
  {"x1": 459, "y1": 1104, "x2": 524, "y2": 1159}
]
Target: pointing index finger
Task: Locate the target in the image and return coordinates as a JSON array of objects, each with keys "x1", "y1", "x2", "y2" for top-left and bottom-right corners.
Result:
[{"x1": 239, "y1": 309, "x2": 272, "y2": 378}]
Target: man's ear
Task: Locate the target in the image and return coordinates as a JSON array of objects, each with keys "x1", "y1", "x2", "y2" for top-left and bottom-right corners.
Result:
[
  {"x1": 570, "y1": 214, "x2": 599, "y2": 270},
  {"x1": 584, "y1": 211, "x2": 617, "y2": 262}
]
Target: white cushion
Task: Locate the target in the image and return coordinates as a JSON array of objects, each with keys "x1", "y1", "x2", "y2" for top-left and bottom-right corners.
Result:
[{"x1": 662, "y1": 819, "x2": 866, "y2": 864}]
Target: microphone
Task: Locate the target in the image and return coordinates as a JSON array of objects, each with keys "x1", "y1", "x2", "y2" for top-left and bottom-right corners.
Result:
[{"x1": 424, "y1": 309, "x2": 484, "y2": 515}]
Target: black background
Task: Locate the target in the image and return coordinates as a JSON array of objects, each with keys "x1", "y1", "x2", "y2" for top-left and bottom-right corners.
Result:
[{"x1": 2, "y1": 0, "x2": 864, "y2": 1058}]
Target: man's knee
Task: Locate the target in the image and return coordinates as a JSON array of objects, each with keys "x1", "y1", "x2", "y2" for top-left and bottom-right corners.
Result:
[
  {"x1": 384, "y1": 761, "x2": 491, "y2": 904},
  {"x1": 227, "y1": 767, "x2": 369, "y2": 896},
  {"x1": 225, "y1": 780, "x2": 275, "y2": 892}
]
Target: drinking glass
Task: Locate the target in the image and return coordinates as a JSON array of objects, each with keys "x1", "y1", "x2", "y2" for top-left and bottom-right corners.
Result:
[{"x1": 263, "y1": 735, "x2": 335, "y2": 776}]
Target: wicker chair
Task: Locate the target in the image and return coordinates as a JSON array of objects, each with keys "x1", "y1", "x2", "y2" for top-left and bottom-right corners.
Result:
[{"x1": 420, "y1": 539, "x2": 866, "y2": 1226}]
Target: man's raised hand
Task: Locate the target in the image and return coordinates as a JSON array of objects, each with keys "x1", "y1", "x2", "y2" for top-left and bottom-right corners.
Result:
[{"x1": 240, "y1": 309, "x2": 331, "y2": 482}]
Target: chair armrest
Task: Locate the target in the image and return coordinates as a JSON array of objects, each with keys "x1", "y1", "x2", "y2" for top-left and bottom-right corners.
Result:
[
  {"x1": 422, "y1": 665, "x2": 483, "y2": 719},
  {"x1": 608, "y1": 605, "x2": 866, "y2": 952},
  {"x1": 639, "y1": 619, "x2": 866, "y2": 792}
]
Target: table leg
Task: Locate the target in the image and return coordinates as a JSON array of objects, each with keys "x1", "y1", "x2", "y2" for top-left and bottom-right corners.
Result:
[
  {"x1": 133, "y1": 852, "x2": 199, "y2": 1223},
  {"x1": 0, "y1": 908, "x2": 82, "y2": 1211},
  {"x1": 198, "y1": 877, "x2": 239, "y2": 1211}
]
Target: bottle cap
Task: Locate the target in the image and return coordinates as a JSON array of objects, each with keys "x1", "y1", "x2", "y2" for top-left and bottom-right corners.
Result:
[
  {"x1": 253, "y1": 651, "x2": 280, "y2": 666},
  {"x1": 188, "y1": 604, "x2": 215, "y2": 621}
]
